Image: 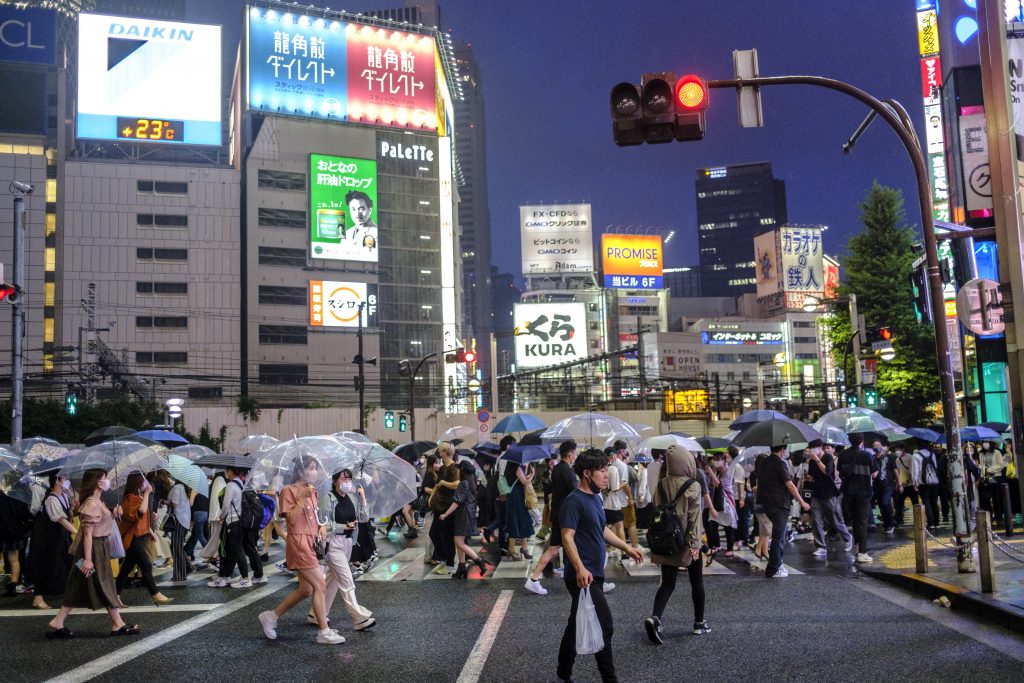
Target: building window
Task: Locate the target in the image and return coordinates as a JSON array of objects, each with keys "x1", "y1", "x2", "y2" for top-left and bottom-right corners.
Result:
[
  {"x1": 259, "y1": 363, "x2": 308, "y2": 385},
  {"x1": 188, "y1": 386, "x2": 223, "y2": 399},
  {"x1": 257, "y1": 207, "x2": 306, "y2": 229},
  {"x1": 136, "y1": 351, "x2": 188, "y2": 364},
  {"x1": 258, "y1": 246, "x2": 307, "y2": 267},
  {"x1": 137, "y1": 213, "x2": 188, "y2": 228},
  {"x1": 135, "y1": 316, "x2": 188, "y2": 328},
  {"x1": 258, "y1": 285, "x2": 306, "y2": 306},
  {"x1": 257, "y1": 169, "x2": 306, "y2": 191},
  {"x1": 259, "y1": 325, "x2": 308, "y2": 345},
  {"x1": 136, "y1": 282, "x2": 188, "y2": 295},
  {"x1": 797, "y1": 353, "x2": 819, "y2": 360},
  {"x1": 137, "y1": 180, "x2": 188, "y2": 194},
  {"x1": 794, "y1": 336, "x2": 817, "y2": 344},
  {"x1": 793, "y1": 321, "x2": 815, "y2": 328},
  {"x1": 137, "y1": 248, "x2": 188, "y2": 261}
]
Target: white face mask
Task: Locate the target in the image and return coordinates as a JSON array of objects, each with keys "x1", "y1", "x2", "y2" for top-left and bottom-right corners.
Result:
[
  {"x1": 305, "y1": 469, "x2": 319, "y2": 484},
  {"x1": 60, "y1": 479, "x2": 71, "y2": 491},
  {"x1": 98, "y1": 478, "x2": 111, "y2": 492},
  {"x1": 339, "y1": 482, "x2": 353, "y2": 494}
]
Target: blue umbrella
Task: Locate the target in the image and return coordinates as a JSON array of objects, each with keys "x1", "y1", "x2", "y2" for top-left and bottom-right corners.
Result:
[
  {"x1": 492, "y1": 414, "x2": 546, "y2": 433},
  {"x1": 134, "y1": 429, "x2": 189, "y2": 446},
  {"x1": 502, "y1": 443, "x2": 552, "y2": 466},
  {"x1": 729, "y1": 410, "x2": 788, "y2": 430},
  {"x1": 906, "y1": 427, "x2": 942, "y2": 443},
  {"x1": 935, "y1": 426, "x2": 1004, "y2": 444},
  {"x1": 979, "y1": 422, "x2": 1010, "y2": 434}
]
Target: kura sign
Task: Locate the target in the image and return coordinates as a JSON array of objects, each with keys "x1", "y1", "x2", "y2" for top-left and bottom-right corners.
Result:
[{"x1": 513, "y1": 302, "x2": 588, "y2": 369}]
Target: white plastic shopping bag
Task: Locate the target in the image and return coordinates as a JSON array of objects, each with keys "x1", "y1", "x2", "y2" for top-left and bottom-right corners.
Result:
[{"x1": 575, "y1": 587, "x2": 604, "y2": 655}]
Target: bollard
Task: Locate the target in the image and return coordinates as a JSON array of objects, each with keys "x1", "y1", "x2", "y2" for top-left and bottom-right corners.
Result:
[
  {"x1": 913, "y1": 504, "x2": 928, "y2": 574},
  {"x1": 1000, "y1": 483, "x2": 1014, "y2": 537},
  {"x1": 977, "y1": 510, "x2": 995, "y2": 594}
]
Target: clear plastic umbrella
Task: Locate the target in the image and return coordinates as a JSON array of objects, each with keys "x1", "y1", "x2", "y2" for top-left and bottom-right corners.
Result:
[
  {"x1": 813, "y1": 407, "x2": 902, "y2": 435},
  {"x1": 733, "y1": 446, "x2": 770, "y2": 472},
  {"x1": 167, "y1": 454, "x2": 210, "y2": 497},
  {"x1": 440, "y1": 425, "x2": 476, "y2": 442},
  {"x1": 0, "y1": 447, "x2": 28, "y2": 500},
  {"x1": 238, "y1": 434, "x2": 281, "y2": 454},
  {"x1": 333, "y1": 431, "x2": 372, "y2": 444},
  {"x1": 638, "y1": 434, "x2": 705, "y2": 454},
  {"x1": 168, "y1": 444, "x2": 216, "y2": 463},
  {"x1": 246, "y1": 436, "x2": 359, "y2": 496},
  {"x1": 57, "y1": 440, "x2": 165, "y2": 488},
  {"x1": 333, "y1": 442, "x2": 419, "y2": 518},
  {"x1": 541, "y1": 413, "x2": 642, "y2": 451},
  {"x1": 14, "y1": 437, "x2": 68, "y2": 467}
]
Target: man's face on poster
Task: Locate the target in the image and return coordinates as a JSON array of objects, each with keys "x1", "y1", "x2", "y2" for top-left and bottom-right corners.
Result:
[{"x1": 349, "y1": 198, "x2": 372, "y2": 226}]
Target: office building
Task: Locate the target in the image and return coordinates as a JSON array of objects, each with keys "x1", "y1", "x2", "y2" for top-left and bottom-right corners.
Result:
[
  {"x1": 663, "y1": 266, "x2": 701, "y2": 297},
  {"x1": 696, "y1": 162, "x2": 787, "y2": 298}
]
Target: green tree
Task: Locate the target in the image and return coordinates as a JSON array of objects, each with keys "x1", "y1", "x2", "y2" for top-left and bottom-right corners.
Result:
[
  {"x1": 236, "y1": 395, "x2": 261, "y2": 425},
  {"x1": 821, "y1": 182, "x2": 939, "y2": 425},
  {"x1": 0, "y1": 397, "x2": 163, "y2": 444}
]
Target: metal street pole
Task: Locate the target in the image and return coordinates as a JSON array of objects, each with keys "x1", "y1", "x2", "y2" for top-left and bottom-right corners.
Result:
[
  {"x1": 9, "y1": 185, "x2": 31, "y2": 446},
  {"x1": 357, "y1": 302, "x2": 365, "y2": 434},
  {"x1": 409, "y1": 352, "x2": 437, "y2": 442},
  {"x1": 637, "y1": 316, "x2": 647, "y2": 410},
  {"x1": 708, "y1": 74, "x2": 970, "y2": 571},
  {"x1": 489, "y1": 333, "x2": 499, "y2": 412},
  {"x1": 848, "y1": 293, "x2": 864, "y2": 405}
]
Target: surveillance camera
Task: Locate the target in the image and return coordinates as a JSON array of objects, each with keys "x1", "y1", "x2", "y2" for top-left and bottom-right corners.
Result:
[{"x1": 9, "y1": 181, "x2": 34, "y2": 194}]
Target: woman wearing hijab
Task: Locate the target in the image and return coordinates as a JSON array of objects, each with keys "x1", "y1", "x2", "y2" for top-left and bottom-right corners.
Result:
[{"x1": 644, "y1": 445, "x2": 710, "y2": 645}]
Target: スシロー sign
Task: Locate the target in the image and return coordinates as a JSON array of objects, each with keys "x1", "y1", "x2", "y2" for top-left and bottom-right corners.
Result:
[
  {"x1": 76, "y1": 14, "x2": 221, "y2": 146},
  {"x1": 309, "y1": 281, "x2": 378, "y2": 328},
  {"x1": 513, "y1": 302, "x2": 588, "y2": 368},
  {"x1": 601, "y1": 234, "x2": 664, "y2": 289}
]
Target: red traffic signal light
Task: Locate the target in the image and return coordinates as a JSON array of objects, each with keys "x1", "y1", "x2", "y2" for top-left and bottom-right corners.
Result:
[
  {"x1": 0, "y1": 283, "x2": 16, "y2": 302},
  {"x1": 463, "y1": 350, "x2": 477, "y2": 364},
  {"x1": 674, "y1": 74, "x2": 708, "y2": 111},
  {"x1": 446, "y1": 348, "x2": 477, "y2": 364}
]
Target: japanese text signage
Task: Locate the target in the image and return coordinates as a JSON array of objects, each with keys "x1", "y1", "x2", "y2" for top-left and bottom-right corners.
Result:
[
  {"x1": 77, "y1": 14, "x2": 222, "y2": 145},
  {"x1": 917, "y1": 9, "x2": 939, "y2": 56},
  {"x1": 246, "y1": 7, "x2": 438, "y2": 133},
  {"x1": 779, "y1": 226, "x2": 824, "y2": 301},
  {"x1": 663, "y1": 390, "x2": 710, "y2": 418},
  {"x1": 0, "y1": 6, "x2": 55, "y2": 65},
  {"x1": 959, "y1": 109, "x2": 992, "y2": 213},
  {"x1": 513, "y1": 303, "x2": 588, "y2": 368},
  {"x1": 601, "y1": 234, "x2": 663, "y2": 289},
  {"x1": 309, "y1": 280, "x2": 378, "y2": 328},
  {"x1": 309, "y1": 153, "x2": 378, "y2": 262},
  {"x1": 701, "y1": 330, "x2": 784, "y2": 345},
  {"x1": 520, "y1": 204, "x2": 594, "y2": 274},
  {"x1": 754, "y1": 231, "x2": 781, "y2": 299}
]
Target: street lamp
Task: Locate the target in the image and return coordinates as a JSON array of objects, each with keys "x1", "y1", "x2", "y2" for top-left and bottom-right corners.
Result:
[
  {"x1": 398, "y1": 352, "x2": 437, "y2": 442},
  {"x1": 803, "y1": 293, "x2": 864, "y2": 407}
]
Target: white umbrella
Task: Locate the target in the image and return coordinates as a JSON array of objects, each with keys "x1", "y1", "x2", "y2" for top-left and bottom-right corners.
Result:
[
  {"x1": 440, "y1": 425, "x2": 476, "y2": 442},
  {"x1": 168, "y1": 444, "x2": 216, "y2": 463},
  {"x1": 638, "y1": 434, "x2": 705, "y2": 454},
  {"x1": 238, "y1": 434, "x2": 280, "y2": 454},
  {"x1": 333, "y1": 443, "x2": 419, "y2": 518},
  {"x1": 541, "y1": 413, "x2": 642, "y2": 451},
  {"x1": 333, "y1": 431, "x2": 372, "y2": 444},
  {"x1": 813, "y1": 407, "x2": 902, "y2": 435},
  {"x1": 246, "y1": 436, "x2": 359, "y2": 495}
]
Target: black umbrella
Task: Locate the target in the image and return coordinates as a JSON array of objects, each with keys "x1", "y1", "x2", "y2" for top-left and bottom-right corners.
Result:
[
  {"x1": 519, "y1": 429, "x2": 546, "y2": 446},
  {"x1": 472, "y1": 441, "x2": 500, "y2": 454},
  {"x1": 84, "y1": 425, "x2": 135, "y2": 447},
  {"x1": 194, "y1": 452, "x2": 254, "y2": 470},
  {"x1": 696, "y1": 436, "x2": 732, "y2": 450},
  {"x1": 394, "y1": 440, "x2": 437, "y2": 463},
  {"x1": 731, "y1": 418, "x2": 823, "y2": 448}
]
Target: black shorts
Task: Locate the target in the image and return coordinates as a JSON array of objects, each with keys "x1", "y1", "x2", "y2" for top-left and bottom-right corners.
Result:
[
  {"x1": 548, "y1": 518, "x2": 563, "y2": 547},
  {"x1": 605, "y1": 509, "x2": 624, "y2": 525}
]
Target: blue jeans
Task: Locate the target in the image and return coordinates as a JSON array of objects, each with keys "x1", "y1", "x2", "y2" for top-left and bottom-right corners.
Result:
[
  {"x1": 184, "y1": 511, "x2": 208, "y2": 559},
  {"x1": 872, "y1": 484, "x2": 894, "y2": 529},
  {"x1": 765, "y1": 507, "x2": 789, "y2": 576}
]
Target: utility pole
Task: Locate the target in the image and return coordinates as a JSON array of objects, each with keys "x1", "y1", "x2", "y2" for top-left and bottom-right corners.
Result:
[
  {"x1": 9, "y1": 182, "x2": 31, "y2": 446},
  {"x1": 637, "y1": 316, "x2": 647, "y2": 410},
  {"x1": 489, "y1": 332, "x2": 499, "y2": 413},
  {"x1": 848, "y1": 293, "x2": 864, "y2": 406},
  {"x1": 400, "y1": 352, "x2": 437, "y2": 442},
  {"x1": 357, "y1": 302, "x2": 365, "y2": 434}
]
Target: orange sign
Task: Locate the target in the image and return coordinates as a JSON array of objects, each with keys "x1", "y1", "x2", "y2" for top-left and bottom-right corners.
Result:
[{"x1": 602, "y1": 234, "x2": 663, "y2": 289}]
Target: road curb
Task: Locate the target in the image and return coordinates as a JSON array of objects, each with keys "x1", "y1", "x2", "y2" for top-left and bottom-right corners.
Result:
[{"x1": 861, "y1": 567, "x2": 1024, "y2": 634}]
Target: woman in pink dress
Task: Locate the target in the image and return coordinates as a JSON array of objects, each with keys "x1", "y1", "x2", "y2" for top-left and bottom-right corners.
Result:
[{"x1": 258, "y1": 456, "x2": 343, "y2": 644}]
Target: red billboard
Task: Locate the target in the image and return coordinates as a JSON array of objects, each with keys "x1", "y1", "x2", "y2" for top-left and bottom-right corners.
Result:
[
  {"x1": 346, "y1": 24, "x2": 437, "y2": 131},
  {"x1": 920, "y1": 56, "x2": 941, "y2": 102}
]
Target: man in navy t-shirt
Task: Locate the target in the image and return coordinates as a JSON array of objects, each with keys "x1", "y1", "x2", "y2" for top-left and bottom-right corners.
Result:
[{"x1": 556, "y1": 449, "x2": 643, "y2": 683}]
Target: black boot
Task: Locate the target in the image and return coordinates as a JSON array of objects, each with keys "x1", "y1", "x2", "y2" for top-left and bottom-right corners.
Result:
[{"x1": 453, "y1": 563, "x2": 468, "y2": 579}]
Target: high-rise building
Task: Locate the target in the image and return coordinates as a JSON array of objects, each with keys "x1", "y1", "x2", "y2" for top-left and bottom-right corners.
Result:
[
  {"x1": 91, "y1": 0, "x2": 185, "y2": 20},
  {"x1": 663, "y1": 266, "x2": 701, "y2": 298},
  {"x1": 453, "y1": 40, "x2": 492, "y2": 367},
  {"x1": 696, "y1": 162, "x2": 787, "y2": 298}
]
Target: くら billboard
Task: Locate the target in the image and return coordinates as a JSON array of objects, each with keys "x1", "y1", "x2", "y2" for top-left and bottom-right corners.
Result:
[
  {"x1": 513, "y1": 303, "x2": 588, "y2": 369},
  {"x1": 601, "y1": 234, "x2": 663, "y2": 289},
  {"x1": 77, "y1": 14, "x2": 221, "y2": 145},
  {"x1": 309, "y1": 280, "x2": 378, "y2": 328},
  {"x1": 246, "y1": 7, "x2": 437, "y2": 133},
  {"x1": 310, "y1": 154, "x2": 378, "y2": 262}
]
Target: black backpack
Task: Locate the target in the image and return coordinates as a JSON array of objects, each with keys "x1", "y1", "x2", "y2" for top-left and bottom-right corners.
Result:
[
  {"x1": 238, "y1": 484, "x2": 265, "y2": 532},
  {"x1": 646, "y1": 478, "x2": 697, "y2": 556}
]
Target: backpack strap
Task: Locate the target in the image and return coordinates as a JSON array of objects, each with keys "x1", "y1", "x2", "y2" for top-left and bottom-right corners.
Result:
[{"x1": 659, "y1": 477, "x2": 697, "y2": 507}]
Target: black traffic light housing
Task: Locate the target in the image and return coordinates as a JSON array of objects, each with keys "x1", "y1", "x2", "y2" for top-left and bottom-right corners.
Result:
[
  {"x1": 641, "y1": 72, "x2": 676, "y2": 144},
  {"x1": 864, "y1": 325, "x2": 893, "y2": 345},
  {"x1": 674, "y1": 74, "x2": 709, "y2": 141},
  {"x1": 908, "y1": 267, "x2": 932, "y2": 323},
  {"x1": 610, "y1": 82, "x2": 643, "y2": 146},
  {"x1": 445, "y1": 348, "x2": 477, "y2": 364},
  {"x1": 610, "y1": 73, "x2": 709, "y2": 146}
]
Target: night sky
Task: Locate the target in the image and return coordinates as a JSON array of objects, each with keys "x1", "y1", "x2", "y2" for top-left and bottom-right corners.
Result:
[{"x1": 189, "y1": 0, "x2": 925, "y2": 279}]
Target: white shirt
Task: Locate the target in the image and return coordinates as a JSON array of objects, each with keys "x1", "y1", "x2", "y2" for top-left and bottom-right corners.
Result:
[
  {"x1": 44, "y1": 492, "x2": 71, "y2": 523},
  {"x1": 603, "y1": 460, "x2": 626, "y2": 510},
  {"x1": 897, "y1": 451, "x2": 922, "y2": 487},
  {"x1": 220, "y1": 479, "x2": 242, "y2": 524},
  {"x1": 167, "y1": 483, "x2": 192, "y2": 528}
]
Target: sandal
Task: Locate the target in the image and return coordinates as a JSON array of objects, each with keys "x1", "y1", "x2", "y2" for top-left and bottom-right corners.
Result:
[
  {"x1": 45, "y1": 627, "x2": 74, "y2": 639},
  {"x1": 111, "y1": 623, "x2": 141, "y2": 636}
]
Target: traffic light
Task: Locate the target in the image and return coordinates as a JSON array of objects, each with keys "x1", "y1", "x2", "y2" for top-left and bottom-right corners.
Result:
[
  {"x1": 673, "y1": 74, "x2": 709, "y2": 141},
  {"x1": 610, "y1": 82, "x2": 643, "y2": 146},
  {"x1": 65, "y1": 386, "x2": 78, "y2": 416},
  {"x1": 864, "y1": 325, "x2": 893, "y2": 345},
  {"x1": 864, "y1": 388, "x2": 878, "y2": 407},
  {"x1": 384, "y1": 410, "x2": 395, "y2": 430},
  {"x1": 398, "y1": 359, "x2": 412, "y2": 377},
  {"x1": 0, "y1": 283, "x2": 17, "y2": 303},
  {"x1": 398, "y1": 414, "x2": 407, "y2": 432},
  {"x1": 641, "y1": 72, "x2": 676, "y2": 143},
  {"x1": 847, "y1": 393, "x2": 859, "y2": 408},
  {"x1": 909, "y1": 267, "x2": 933, "y2": 323},
  {"x1": 444, "y1": 348, "x2": 476, "y2": 364}
]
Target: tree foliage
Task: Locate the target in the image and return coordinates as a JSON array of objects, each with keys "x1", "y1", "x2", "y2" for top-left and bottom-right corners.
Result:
[
  {"x1": 0, "y1": 397, "x2": 163, "y2": 444},
  {"x1": 821, "y1": 182, "x2": 939, "y2": 425}
]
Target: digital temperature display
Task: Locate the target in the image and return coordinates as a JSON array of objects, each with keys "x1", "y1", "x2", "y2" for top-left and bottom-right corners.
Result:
[{"x1": 115, "y1": 117, "x2": 184, "y2": 142}]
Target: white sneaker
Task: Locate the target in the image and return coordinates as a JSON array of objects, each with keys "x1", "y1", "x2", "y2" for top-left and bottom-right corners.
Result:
[
  {"x1": 812, "y1": 548, "x2": 828, "y2": 558},
  {"x1": 603, "y1": 581, "x2": 616, "y2": 593},
  {"x1": 769, "y1": 567, "x2": 790, "y2": 578},
  {"x1": 207, "y1": 577, "x2": 230, "y2": 588},
  {"x1": 552, "y1": 567, "x2": 564, "y2": 578},
  {"x1": 230, "y1": 578, "x2": 253, "y2": 589},
  {"x1": 252, "y1": 576, "x2": 268, "y2": 585},
  {"x1": 306, "y1": 613, "x2": 331, "y2": 626},
  {"x1": 258, "y1": 610, "x2": 278, "y2": 640},
  {"x1": 524, "y1": 578, "x2": 548, "y2": 596},
  {"x1": 856, "y1": 553, "x2": 873, "y2": 563},
  {"x1": 274, "y1": 561, "x2": 293, "y2": 574},
  {"x1": 316, "y1": 628, "x2": 345, "y2": 645},
  {"x1": 353, "y1": 617, "x2": 376, "y2": 631}
]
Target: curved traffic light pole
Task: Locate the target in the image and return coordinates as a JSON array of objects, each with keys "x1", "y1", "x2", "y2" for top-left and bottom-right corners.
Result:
[{"x1": 707, "y1": 75, "x2": 973, "y2": 571}]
